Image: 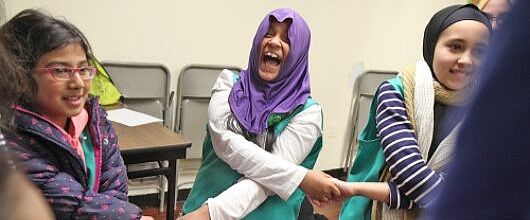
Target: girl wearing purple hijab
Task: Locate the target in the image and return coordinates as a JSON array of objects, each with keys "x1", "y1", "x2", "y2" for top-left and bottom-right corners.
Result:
[{"x1": 180, "y1": 8, "x2": 339, "y2": 220}]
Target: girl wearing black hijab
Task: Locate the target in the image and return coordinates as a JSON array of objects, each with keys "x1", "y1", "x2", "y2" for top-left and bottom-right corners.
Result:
[
  {"x1": 327, "y1": 4, "x2": 492, "y2": 220},
  {"x1": 428, "y1": 0, "x2": 530, "y2": 218}
]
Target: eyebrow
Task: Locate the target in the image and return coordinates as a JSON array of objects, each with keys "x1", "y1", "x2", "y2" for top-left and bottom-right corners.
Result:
[
  {"x1": 44, "y1": 60, "x2": 89, "y2": 67},
  {"x1": 444, "y1": 38, "x2": 465, "y2": 44},
  {"x1": 475, "y1": 42, "x2": 489, "y2": 47}
]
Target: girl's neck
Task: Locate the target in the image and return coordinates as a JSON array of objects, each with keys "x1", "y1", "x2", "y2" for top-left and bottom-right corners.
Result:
[{"x1": 45, "y1": 115, "x2": 68, "y2": 130}]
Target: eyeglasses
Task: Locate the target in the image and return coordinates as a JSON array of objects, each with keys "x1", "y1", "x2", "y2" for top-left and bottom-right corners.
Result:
[
  {"x1": 486, "y1": 13, "x2": 506, "y2": 25},
  {"x1": 35, "y1": 66, "x2": 97, "y2": 81}
]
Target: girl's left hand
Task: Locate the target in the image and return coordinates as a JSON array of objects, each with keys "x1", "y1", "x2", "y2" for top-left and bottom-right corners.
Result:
[{"x1": 176, "y1": 205, "x2": 211, "y2": 220}]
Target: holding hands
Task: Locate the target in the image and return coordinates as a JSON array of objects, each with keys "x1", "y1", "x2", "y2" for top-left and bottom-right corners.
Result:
[
  {"x1": 308, "y1": 178, "x2": 357, "y2": 207},
  {"x1": 308, "y1": 178, "x2": 390, "y2": 207},
  {"x1": 299, "y1": 170, "x2": 341, "y2": 203}
]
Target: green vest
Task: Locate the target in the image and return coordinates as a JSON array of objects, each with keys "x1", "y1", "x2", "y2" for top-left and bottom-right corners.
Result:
[
  {"x1": 339, "y1": 77, "x2": 403, "y2": 220},
  {"x1": 183, "y1": 98, "x2": 323, "y2": 220}
]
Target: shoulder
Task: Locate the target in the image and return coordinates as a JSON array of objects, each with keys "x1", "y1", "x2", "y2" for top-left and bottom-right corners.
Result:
[
  {"x1": 212, "y1": 69, "x2": 239, "y2": 91},
  {"x1": 86, "y1": 97, "x2": 109, "y2": 122},
  {"x1": 377, "y1": 80, "x2": 404, "y2": 100},
  {"x1": 291, "y1": 102, "x2": 323, "y2": 128},
  {"x1": 301, "y1": 102, "x2": 322, "y2": 115}
]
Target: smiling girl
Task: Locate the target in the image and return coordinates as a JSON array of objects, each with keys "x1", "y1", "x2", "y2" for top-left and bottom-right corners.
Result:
[
  {"x1": 337, "y1": 4, "x2": 492, "y2": 220},
  {"x1": 0, "y1": 9, "x2": 151, "y2": 220}
]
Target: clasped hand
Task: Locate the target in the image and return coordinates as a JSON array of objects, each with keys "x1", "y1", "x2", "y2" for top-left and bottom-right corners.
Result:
[{"x1": 300, "y1": 171, "x2": 355, "y2": 207}]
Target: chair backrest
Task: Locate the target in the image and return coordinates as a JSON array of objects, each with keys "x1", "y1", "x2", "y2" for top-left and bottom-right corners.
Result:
[
  {"x1": 344, "y1": 70, "x2": 399, "y2": 173},
  {"x1": 101, "y1": 61, "x2": 173, "y2": 127},
  {"x1": 176, "y1": 64, "x2": 242, "y2": 159}
]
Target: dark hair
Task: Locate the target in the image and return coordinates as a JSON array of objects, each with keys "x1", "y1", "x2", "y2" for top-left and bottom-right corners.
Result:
[
  {"x1": 0, "y1": 9, "x2": 93, "y2": 108},
  {"x1": 0, "y1": 4, "x2": 26, "y2": 128},
  {"x1": 0, "y1": 38, "x2": 25, "y2": 128},
  {"x1": 226, "y1": 115, "x2": 277, "y2": 152}
]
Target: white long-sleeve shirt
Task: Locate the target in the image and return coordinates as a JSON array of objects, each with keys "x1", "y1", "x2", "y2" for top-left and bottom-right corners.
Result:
[{"x1": 206, "y1": 69, "x2": 323, "y2": 220}]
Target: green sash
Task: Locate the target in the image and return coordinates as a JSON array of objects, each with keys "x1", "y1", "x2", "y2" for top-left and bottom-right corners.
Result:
[
  {"x1": 339, "y1": 77, "x2": 403, "y2": 220},
  {"x1": 183, "y1": 97, "x2": 322, "y2": 220}
]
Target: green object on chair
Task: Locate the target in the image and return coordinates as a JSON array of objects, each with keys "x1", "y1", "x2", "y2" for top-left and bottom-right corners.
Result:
[{"x1": 88, "y1": 55, "x2": 123, "y2": 105}]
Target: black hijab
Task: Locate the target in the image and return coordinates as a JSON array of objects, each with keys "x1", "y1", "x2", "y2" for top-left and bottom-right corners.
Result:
[{"x1": 423, "y1": 4, "x2": 492, "y2": 80}]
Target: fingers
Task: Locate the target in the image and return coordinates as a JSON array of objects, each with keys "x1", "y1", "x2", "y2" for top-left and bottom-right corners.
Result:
[
  {"x1": 301, "y1": 170, "x2": 346, "y2": 203},
  {"x1": 328, "y1": 177, "x2": 341, "y2": 187},
  {"x1": 330, "y1": 182, "x2": 341, "y2": 197},
  {"x1": 317, "y1": 177, "x2": 341, "y2": 203},
  {"x1": 323, "y1": 177, "x2": 341, "y2": 197},
  {"x1": 309, "y1": 196, "x2": 336, "y2": 208},
  {"x1": 309, "y1": 197, "x2": 322, "y2": 207}
]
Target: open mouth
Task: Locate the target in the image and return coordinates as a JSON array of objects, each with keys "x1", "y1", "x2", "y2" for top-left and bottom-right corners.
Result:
[
  {"x1": 263, "y1": 52, "x2": 282, "y2": 66},
  {"x1": 62, "y1": 95, "x2": 84, "y2": 106}
]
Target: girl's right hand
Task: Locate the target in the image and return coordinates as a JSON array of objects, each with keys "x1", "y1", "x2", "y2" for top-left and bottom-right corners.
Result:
[
  {"x1": 329, "y1": 178, "x2": 357, "y2": 200},
  {"x1": 309, "y1": 178, "x2": 356, "y2": 207},
  {"x1": 299, "y1": 170, "x2": 341, "y2": 203}
]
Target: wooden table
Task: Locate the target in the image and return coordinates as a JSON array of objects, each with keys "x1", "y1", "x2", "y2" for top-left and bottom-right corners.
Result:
[{"x1": 113, "y1": 122, "x2": 191, "y2": 220}]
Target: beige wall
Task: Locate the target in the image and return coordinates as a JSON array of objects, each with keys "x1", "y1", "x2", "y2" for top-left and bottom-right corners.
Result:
[{"x1": 5, "y1": 0, "x2": 463, "y2": 171}]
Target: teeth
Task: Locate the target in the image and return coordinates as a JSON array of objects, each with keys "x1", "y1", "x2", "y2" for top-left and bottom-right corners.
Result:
[
  {"x1": 65, "y1": 97, "x2": 80, "y2": 101},
  {"x1": 266, "y1": 52, "x2": 278, "y2": 58}
]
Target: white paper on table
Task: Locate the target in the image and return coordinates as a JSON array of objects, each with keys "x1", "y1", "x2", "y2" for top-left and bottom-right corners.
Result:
[{"x1": 106, "y1": 108, "x2": 163, "y2": 126}]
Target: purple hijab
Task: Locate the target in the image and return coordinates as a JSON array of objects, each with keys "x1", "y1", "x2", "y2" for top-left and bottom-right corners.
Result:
[{"x1": 228, "y1": 8, "x2": 311, "y2": 135}]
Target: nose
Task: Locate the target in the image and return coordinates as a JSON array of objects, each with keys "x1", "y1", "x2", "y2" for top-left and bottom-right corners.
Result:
[
  {"x1": 491, "y1": 20, "x2": 498, "y2": 29},
  {"x1": 457, "y1": 50, "x2": 473, "y2": 68},
  {"x1": 68, "y1": 71, "x2": 85, "y2": 89},
  {"x1": 268, "y1": 34, "x2": 282, "y2": 48}
]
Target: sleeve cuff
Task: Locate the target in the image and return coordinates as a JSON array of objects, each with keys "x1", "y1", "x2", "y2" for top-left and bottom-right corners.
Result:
[
  {"x1": 387, "y1": 181, "x2": 414, "y2": 209},
  {"x1": 387, "y1": 181, "x2": 399, "y2": 209},
  {"x1": 206, "y1": 198, "x2": 217, "y2": 220},
  {"x1": 277, "y1": 166, "x2": 308, "y2": 200}
]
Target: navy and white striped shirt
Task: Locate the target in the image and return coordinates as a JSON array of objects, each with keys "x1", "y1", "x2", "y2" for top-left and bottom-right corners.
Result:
[{"x1": 375, "y1": 81, "x2": 443, "y2": 209}]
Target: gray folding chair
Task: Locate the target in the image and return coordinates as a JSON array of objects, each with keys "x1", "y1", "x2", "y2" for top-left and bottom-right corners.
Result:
[
  {"x1": 174, "y1": 64, "x2": 241, "y2": 200},
  {"x1": 102, "y1": 61, "x2": 173, "y2": 212},
  {"x1": 344, "y1": 70, "x2": 399, "y2": 174},
  {"x1": 101, "y1": 61, "x2": 173, "y2": 127}
]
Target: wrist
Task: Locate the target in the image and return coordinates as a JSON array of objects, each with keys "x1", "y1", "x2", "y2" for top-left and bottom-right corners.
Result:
[
  {"x1": 349, "y1": 182, "x2": 359, "y2": 197},
  {"x1": 299, "y1": 170, "x2": 312, "y2": 192},
  {"x1": 203, "y1": 203, "x2": 212, "y2": 220}
]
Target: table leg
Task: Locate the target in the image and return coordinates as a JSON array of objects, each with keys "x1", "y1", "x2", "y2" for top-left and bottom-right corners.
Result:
[{"x1": 167, "y1": 159, "x2": 177, "y2": 220}]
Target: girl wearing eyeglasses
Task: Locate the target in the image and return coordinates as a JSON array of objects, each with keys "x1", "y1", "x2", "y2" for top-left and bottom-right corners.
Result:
[
  {"x1": 0, "y1": 9, "x2": 152, "y2": 220},
  {"x1": 477, "y1": 0, "x2": 512, "y2": 30}
]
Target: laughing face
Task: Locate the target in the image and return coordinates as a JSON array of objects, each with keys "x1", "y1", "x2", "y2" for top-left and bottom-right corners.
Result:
[
  {"x1": 433, "y1": 20, "x2": 490, "y2": 90},
  {"x1": 258, "y1": 19, "x2": 291, "y2": 82},
  {"x1": 32, "y1": 43, "x2": 91, "y2": 128}
]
